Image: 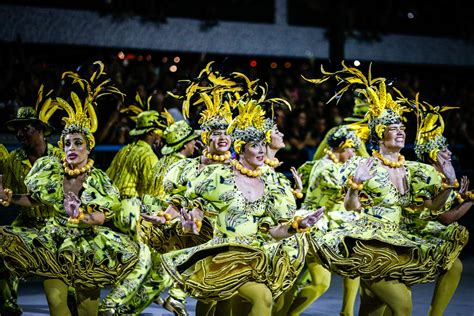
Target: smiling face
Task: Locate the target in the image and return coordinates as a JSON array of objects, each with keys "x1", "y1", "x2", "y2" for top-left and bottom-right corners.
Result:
[
  {"x1": 380, "y1": 123, "x2": 406, "y2": 151},
  {"x1": 430, "y1": 147, "x2": 453, "y2": 171},
  {"x1": 208, "y1": 129, "x2": 231, "y2": 154},
  {"x1": 241, "y1": 141, "x2": 265, "y2": 169},
  {"x1": 269, "y1": 125, "x2": 285, "y2": 150},
  {"x1": 64, "y1": 133, "x2": 89, "y2": 168},
  {"x1": 437, "y1": 148, "x2": 452, "y2": 161}
]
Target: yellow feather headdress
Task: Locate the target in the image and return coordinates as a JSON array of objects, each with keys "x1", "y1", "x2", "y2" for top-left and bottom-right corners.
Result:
[
  {"x1": 303, "y1": 61, "x2": 410, "y2": 147},
  {"x1": 169, "y1": 61, "x2": 258, "y2": 120},
  {"x1": 169, "y1": 61, "x2": 259, "y2": 144},
  {"x1": 410, "y1": 93, "x2": 458, "y2": 161},
  {"x1": 39, "y1": 61, "x2": 125, "y2": 149},
  {"x1": 227, "y1": 99, "x2": 267, "y2": 153}
]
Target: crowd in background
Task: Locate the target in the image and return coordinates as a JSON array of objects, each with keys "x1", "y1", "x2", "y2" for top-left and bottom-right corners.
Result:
[{"x1": 1, "y1": 44, "x2": 474, "y2": 174}]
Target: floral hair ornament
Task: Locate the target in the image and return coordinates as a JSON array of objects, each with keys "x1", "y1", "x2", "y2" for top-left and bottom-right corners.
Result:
[
  {"x1": 39, "y1": 61, "x2": 125, "y2": 150},
  {"x1": 410, "y1": 93, "x2": 458, "y2": 162}
]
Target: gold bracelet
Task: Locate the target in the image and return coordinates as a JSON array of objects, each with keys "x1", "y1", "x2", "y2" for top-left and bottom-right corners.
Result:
[
  {"x1": 68, "y1": 207, "x2": 85, "y2": 224},
  {"x1": 194, "y1": 219, "x2": 202, "y2": 232},
  {"x1": 442, "y1": 179, "x2": 460, "y2": 190},
  {"x1": 455, "y1": 192, "x2": 465, "y2": 204},
  {"x1": 0, "y1": 188, "x2": 13, "y2": 207},
  {"x1": 290, "y1": 216, "x2": 309, "y2": 233},
  {"x1": 291, "y1": 189, "x2": 304, "y2": 199},
  {"x1": 465, "y1": 191, "x2": 474, "y2": 201},
  {"x1": 348, "y1": 176, "x2": 364, "y2": 191},
  {"x1": 291, "y1": 216, "x2": 302, "y2": 230},
  {"x1": 157, "y1": 210, "x2": 172, "y2": 225}
]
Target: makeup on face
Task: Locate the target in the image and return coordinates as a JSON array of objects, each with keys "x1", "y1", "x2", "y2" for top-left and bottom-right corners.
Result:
[
  {"x1": 242, "y1": 141, "x2": 265, "y2": 168},
  {"x1": 64, "y1": 133, "x2": 89, "y2": 168},
  {"x1": 209, "y1": 130, "x2": 231, "y2": 154}
]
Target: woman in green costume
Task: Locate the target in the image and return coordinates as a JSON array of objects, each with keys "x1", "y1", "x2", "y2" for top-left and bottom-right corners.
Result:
[
  {"x1": 396, "y1": 98, "x2": 471, "y2": 316},
  {"x1": 159, "y1": 100, "x2": 323, "y2": 316},
  {"x1": 283, "y1": 124, "x2": 367, "y2": 316},
  {"x1": 308, "y1": 63, "x2": 461, "y2": 316},
  {"x1": 120, "y1": 63, "x2": 249, "y2": 315},
  {"x1": 0, "y1": 62, "x2": 144, "y2": 316}
]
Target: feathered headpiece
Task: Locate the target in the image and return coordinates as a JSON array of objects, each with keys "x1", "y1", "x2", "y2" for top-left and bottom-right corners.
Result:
[
  {"x1": 227, "y1": 99, "x2": 267, "y2": 153},
  {"x1": 169, "y1": 61, "x2": 259, "y2": 144},
  {"x1": 256, "y1": 84, "x2": 292, "y2": 144},
  {"x1": 303, "y1": 61, "x2": 410, "y2": 148},
  {"x1": 39, "y1": 61, "x2": 125, "y2": 149},
  {"x1": 226, "y1": 81, "x2": 292, "y2": 153},
  {"x1": 411, "y1": 93, "x2": 458, "y2": 162},
  {"x1": 121, "y1": 92, "x2": 169, "y2": 136}
]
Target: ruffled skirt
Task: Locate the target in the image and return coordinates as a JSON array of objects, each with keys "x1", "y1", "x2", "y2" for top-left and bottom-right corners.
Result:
[
  {"x1": 161, "y1": 233, "x2": 308, "y2": 302},
  {"x1": 310, "y1": 216, "x2": 468, "y2": 286},
  {"x1": 0, "y1": 220, "x2": 140, "y2": 288}
]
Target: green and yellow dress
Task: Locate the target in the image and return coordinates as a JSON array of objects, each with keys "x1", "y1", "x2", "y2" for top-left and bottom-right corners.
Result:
[
  {"x1": 150, "y1": 152, "x2": 186, "y2": 198},
  {"x1": 0, "y1": 156, "x2": 140, "y2": 289},
  {"x1": 400, "y1": 190, "x2": 468, "y2": 270},
  {"x1": 2, "y1": 143, "x2": 62, "y2": 227},
  {"x1": 313, "y1": 156, "x2": 464, "y2": 285},
  {"x1": 303, "y1": 157, "x2": 359, "y2": 232},
  {"x1": 161, "y1": 163, "x2": 308, "y2": 302},
  {"x1": 297, "y1": 160, "x2": 316, "y2": 196},
  {"x1": 0, "y1": 143, "x2": 61, "y2": 312},
  {"x1": 121, "y1": 157, "x2": 212, "y2": 314},
  {"x1": 141, "y1": 156, "x2": 214, "y2": 252}
]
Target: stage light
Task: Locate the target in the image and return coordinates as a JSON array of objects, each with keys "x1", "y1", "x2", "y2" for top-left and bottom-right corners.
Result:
[
  {"x1": 407, "y1": 12, "x2": 415, "y2": 19},
  {"x1": 284, "y1": 62, "x2": 291, "y2": 68},
  {"x1": 270, "y1": 62, "x2": 277, "y2": 69},
  {"x1": 118, "y1": 51, "x2": 125, "y2": 60},
  {"x1": 174, "y1": 56, "x2": 181, "y2": 63},
  {"x1": 146, "y1": 55, "x2": 152, "y2": 61},
  {"x1": 354, "y1": 60, "x2": 361, "y2": 66},
  {"x1": 250, "y1": 60, "x2": 257, "y2": 67},
  {"x1": 169, "y1": 65, "x2": 178, "y2": 72},
  {"x1": 138, "y1": 55, "x2": 143, "y2": 61},
  {"x1": 162, "y1": 57, "x2": 168, "y2": 63}
]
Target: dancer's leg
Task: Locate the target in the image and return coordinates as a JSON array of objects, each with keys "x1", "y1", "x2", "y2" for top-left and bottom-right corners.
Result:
[
  {"x1": 340, "y1": 276, "x2": 359, "y2": 316},
  {"x1": 237, "y1": 282, "x2": 273, "y2": 316},
  {"x1": 43, "y1": 279, "x2": 72, "y2": 316},
  {"x1": 361, "y1": 279, "x2": 412, "y2": 316},
  {"x1": 428, "y1": 258, "x2": 463, "y2": 316},
  {"x1": 288, "y1": 258, "x2": 331, "y2": 316}
]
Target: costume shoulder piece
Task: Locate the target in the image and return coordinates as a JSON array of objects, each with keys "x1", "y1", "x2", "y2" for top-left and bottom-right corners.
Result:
[
  {"x1": 405, "y1": 160, "x2": 442, "y2": 202},
  {"x1": 83, "y1": 168, "x2": 121, "y2": 215},
  {"x1": 25, "y1": 156, "x2": 64, "y2": 206}
]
